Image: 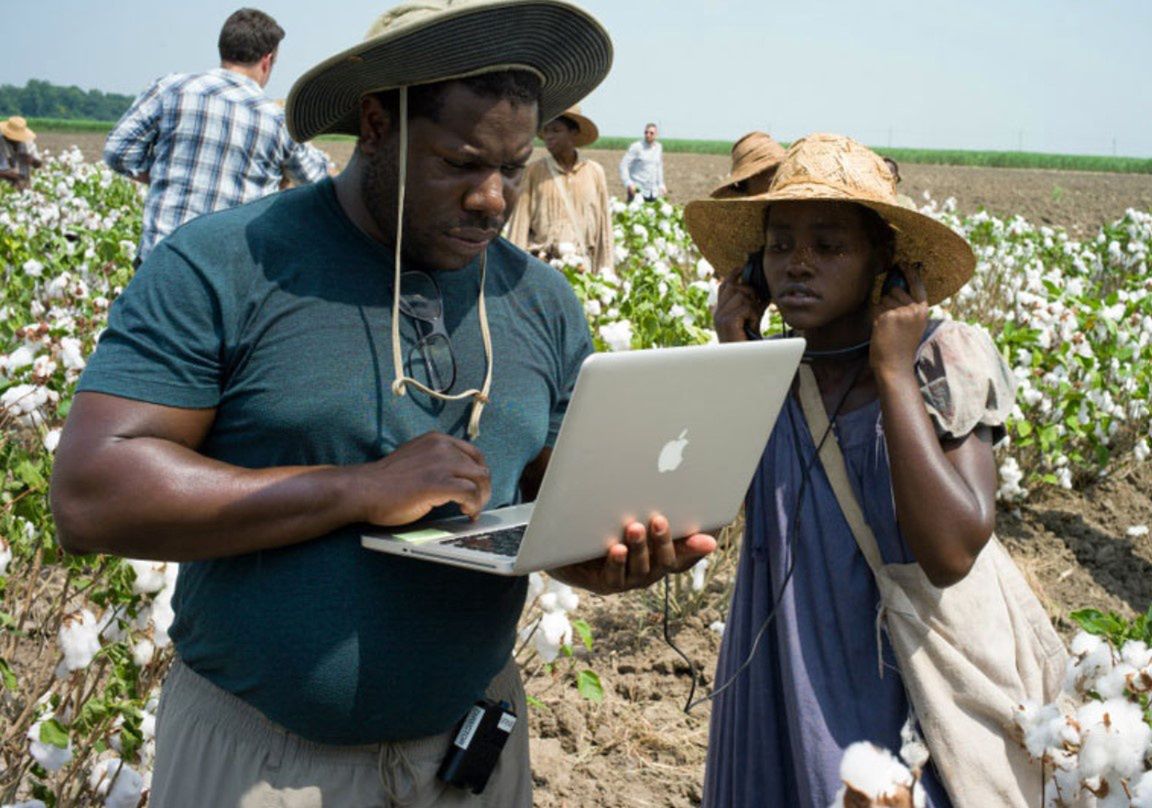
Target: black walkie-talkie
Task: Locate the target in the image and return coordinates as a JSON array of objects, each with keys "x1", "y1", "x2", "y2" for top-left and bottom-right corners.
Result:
[{"x1": 739, "y1": 252, "x2": 770, "y2": 340}]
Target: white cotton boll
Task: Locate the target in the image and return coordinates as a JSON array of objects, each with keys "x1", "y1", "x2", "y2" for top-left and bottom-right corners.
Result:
[
  {"x1": 26, "y1": 720, "x2": 73, "y2": 772},
  {"x1": 58, "y1": 337, "x2": 86, "y2": 371},
  {"x1": 553, "y1": 583, "x2": 579, "y2": 613},
  {"x1": 696, "y1": 258, "x2": 714, "y2": 279},
  {"x1": 1076, "y1": 698, "x2": 1151, "y2": 779},
  {"x1": 836, "y1": 742, "x2": 919, "y2": 804},
  {"x1": 599, "y1": 320, "x2": 633, "y2": 352},
  {"x1": 1131, "y1": 770, "x2": 1152, "y2": 807},
  {"x1": 88, "y1": 758, "x2": 145, "y2": 808},
  {"x1": 0, "y1": 537, "x2": 11, "y2": 576},
  {"x1": 899, "y1": 715, "x2": 930, "y2": 773},
  {"x1": 149, "y1": 585, "x2": 176, "y2": 647},
  {"x1": 58, "y1": 609, "x2": 102, "y2": 671},
  {"x1": 690, "y1": 557, "x2": 708, "y2": 592},
  {"x1": 1128, "y1": 524, "x2": 1150, "y2": 538},
  {"x1": 126, "y1": 559, "x2": 168, "y2": 594},
  {"x1": 4, "y1": 801, "x2": 48, "y2": 808},
  {"x1": 528, "y1": 572, "x2": 545, "y2": 601},
  {"x1": 132, "y1": 638, "x2": 155, "y2": 668},
  {"x1": 584, "y1": 298, "x2": 602, "y2": 318},
  {"x1": 43, "y1": 428, "x2": 61, "y2": 453},
  {"x1": 23, "y1": 259, "x2": 44, "y2": 277},
  {"x1": 538, "y1": 592, "x2": 559, "y2": 612},
  {"x1": 1014, "y1": 701, "x2": 1076, "y2": 760},
  {"x1": 534, "y1": 610, "x2": 572, "y2": 663},
  {"x1": 1066, "y1": 632, "x2": 1116, "y2": 693}
]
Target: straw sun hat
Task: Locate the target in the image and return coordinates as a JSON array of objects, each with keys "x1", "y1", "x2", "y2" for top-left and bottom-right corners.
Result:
[
  {"x1": 285, "y1": 0, "x2": 613, "y2": 143},
  {"x1": 543, "y1": 105, "x2": 598, "y2": 147},
  {"x1": 0, "y1": 116, "x2": 36, "y2": 143},
  {"x1": 685, "y1": 133, "x2": 974, "y2": 305},
  {"x1": 709, "y1": 130, "x2": 785, "y2": 199}
]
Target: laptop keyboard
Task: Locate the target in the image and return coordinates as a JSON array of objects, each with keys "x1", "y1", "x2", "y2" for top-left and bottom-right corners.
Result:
[{"x1": 448, "y1": 526, "x2": 527, "y2": 557}]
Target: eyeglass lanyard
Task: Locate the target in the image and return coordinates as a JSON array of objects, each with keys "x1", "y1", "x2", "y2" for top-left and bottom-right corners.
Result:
[{"x1": 389, "y1": 85, "x2": 494, "y2": 440}]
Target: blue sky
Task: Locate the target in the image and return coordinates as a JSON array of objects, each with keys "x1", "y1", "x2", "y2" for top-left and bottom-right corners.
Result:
[{"x1": 7, "y1": 0, "x2": 1151, "y2": 156}]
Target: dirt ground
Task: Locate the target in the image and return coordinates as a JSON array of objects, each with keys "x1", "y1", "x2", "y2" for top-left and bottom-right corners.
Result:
[
  {"x1": 35, "y1": 131, "x2": 1152, "y2": 807},
  {"x1": 40, "y1": 133, "x2": 1152, "y2": 237}
]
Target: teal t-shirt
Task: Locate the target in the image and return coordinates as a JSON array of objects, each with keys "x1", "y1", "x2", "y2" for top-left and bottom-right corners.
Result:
[{"x1": 77, "y1": 178, "x2": 593, "y2": 744}]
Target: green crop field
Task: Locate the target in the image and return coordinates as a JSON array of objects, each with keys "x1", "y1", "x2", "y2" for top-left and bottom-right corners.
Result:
[{"x1": 25, "y1": 120, "x2": 1152, "y2": 174}]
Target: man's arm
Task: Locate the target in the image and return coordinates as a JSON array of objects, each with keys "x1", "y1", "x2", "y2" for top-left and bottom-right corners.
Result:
[
  {"x1": 618, "y1": 142, "x2": 638, "y2": 188},
  {"x1": 50, "y1": 392, "x2": 493, "y2": 562},
  {"x1": 104, "y1": 78, "x2": 167, "y2": 180},
  {"x1": 282, "y1": 141, "x2": 333, "y2": 186}
]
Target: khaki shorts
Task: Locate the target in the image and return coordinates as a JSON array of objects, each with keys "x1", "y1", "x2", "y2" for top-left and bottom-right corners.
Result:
[{"x1": 150, "y1": 657, "x2": 531, "y2": 808}]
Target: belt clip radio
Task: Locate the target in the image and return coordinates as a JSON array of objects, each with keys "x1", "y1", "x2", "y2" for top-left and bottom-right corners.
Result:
[{"x1": 437, "y1": 698, "x2": 517, "y2": 794}]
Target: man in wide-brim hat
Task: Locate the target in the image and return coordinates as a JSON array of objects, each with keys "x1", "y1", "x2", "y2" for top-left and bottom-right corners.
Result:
[
  {"x1": 52, "y1": 2, "x2": 715, "y2": 805},
  {"x1": 0, "y1": 116, "x2": 42, "y2": 190},
  {"x1": 505, "y1": 104, "x2": 615, "y2": 273},
  {"x1": 709, "y1": 130, "x2": 786, "y2": 199}
]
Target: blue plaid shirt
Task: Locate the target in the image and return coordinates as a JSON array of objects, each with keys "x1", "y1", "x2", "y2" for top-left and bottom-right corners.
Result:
[{"x1": 105, "y1": 68, "x2": 331, "y2": 260}]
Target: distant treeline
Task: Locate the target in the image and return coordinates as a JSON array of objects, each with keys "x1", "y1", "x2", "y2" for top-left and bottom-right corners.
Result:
[{"x1": 0, "y1": 80, "x2": 134, "y2": 122}]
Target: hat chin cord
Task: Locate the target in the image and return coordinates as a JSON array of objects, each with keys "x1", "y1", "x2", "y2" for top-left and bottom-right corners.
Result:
[{"x1": 389, "y1": 85, "x2": 494, "y2": 440}]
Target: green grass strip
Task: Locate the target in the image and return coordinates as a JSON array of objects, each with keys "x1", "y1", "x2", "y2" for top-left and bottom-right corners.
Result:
[
  {"x1": 26, "y1": 118, "x2": 116, "y2": 133},
  {"x1": 26, "y1": 121, "x2": 1152, "y2": 174}
]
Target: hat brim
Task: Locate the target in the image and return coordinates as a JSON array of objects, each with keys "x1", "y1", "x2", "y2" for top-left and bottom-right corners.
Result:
[
  {"x1": 286, "y1": 0, "x2": 612, "y2": 142},
  {"x1": 542, "y1": 110, "x2": 598, "y2": 147},
  {"x1": 0, "y1": 124, "x2": 36, "y2": 143},
  {"x1": 685, "y1": 187, "x2": 974, "y2": 306},
  {"x1": 708, "y1": 161, "x2": 781, "y2": 199}
]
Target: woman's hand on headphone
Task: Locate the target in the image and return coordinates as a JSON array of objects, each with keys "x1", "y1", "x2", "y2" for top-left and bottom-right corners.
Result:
[
  {"x1": 870, "y1": 264, "x2": 929, "y2": 380},
  {"x1": 714, "y1": 266, "x2": 768, "y2": 342}
]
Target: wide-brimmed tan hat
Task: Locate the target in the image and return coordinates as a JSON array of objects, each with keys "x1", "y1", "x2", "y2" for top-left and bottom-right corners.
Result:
[
  {"x1": 685, "y1": 133, "x2": 974, "y2": 305},
  {"x1": 709, "y1": 131, "x2": 785, "y2": 199},
  {"x1": 286, "y1": 0, "x2": 613, "y2": 143},
  {"x1": 542, "y1": 104, "x2": 598, "y2": 147},
  {"x1": 0, "y1": 116, "x2": 36, "y2": 143}
]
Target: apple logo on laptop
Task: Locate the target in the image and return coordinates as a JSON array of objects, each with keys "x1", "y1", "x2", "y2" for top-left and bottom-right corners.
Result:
[{"x1": 658, "y1": 430, "x2": 689, "y2": 473}]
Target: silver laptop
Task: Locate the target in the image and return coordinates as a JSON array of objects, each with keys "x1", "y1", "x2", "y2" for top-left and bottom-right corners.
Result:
[{"x1": 361, "y1": 338, "x2": 805, "y2": 575}]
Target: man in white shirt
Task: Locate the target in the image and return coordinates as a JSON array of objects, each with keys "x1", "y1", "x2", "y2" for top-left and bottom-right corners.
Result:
[{"x1": 619, "y1": 122, "x2": 666, "y2": 202}]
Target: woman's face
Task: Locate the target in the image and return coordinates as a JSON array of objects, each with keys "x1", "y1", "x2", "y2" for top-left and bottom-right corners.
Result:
[{"x1": 759, "y1": 201, "x2": 883, "y2": 334}]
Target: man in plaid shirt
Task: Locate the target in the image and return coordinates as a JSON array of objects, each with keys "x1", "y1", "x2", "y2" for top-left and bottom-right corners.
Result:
[{"x1": 105, "y1": 9, "x2": 331, "y2": 262}]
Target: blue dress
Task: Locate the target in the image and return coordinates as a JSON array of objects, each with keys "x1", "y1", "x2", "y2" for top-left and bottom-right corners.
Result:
[{"x1": 703, "y1": 322, "x2": 1015, "y2": 807}]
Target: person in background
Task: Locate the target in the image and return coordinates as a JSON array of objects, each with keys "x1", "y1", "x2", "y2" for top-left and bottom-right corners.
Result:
[
  {"x1": 619, "y1": 121, "x2": 665, "y2": 202},
  {"x1": 104, "y1": 8, "x2": 331, "y2": 263},
  {"x1": 0, "y1": 116, "x2": 43, "y2": 191},
  {"x1": 505, "y1": 105, "x2": 615, "y2": 274},
  {"x1": 884, "y1": 156, "x2": 918, "y2": 210},
  {"x1": 709, "y1": 130, "x2": 786, "y2": 199}
]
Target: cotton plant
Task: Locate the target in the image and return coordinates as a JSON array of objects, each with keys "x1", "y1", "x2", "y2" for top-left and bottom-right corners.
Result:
[
  {"x1": 517, "y1": 572, "x2": 602, "y2": 701},
  {"x1": 1012, "y1": 608, "x2": 1152, "y2": 806}
]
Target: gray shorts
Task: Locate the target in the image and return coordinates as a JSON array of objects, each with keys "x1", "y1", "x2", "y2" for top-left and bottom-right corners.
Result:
[{"x1": 149, "y1": 657, "x2": 531, "y2": 808}]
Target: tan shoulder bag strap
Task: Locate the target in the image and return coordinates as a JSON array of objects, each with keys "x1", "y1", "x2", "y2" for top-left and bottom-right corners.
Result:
[{"x1": 796, "y1": 364, "x2": 886, "y2": 575}]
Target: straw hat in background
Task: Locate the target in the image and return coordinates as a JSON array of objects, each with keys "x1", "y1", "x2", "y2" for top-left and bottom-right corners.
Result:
[
  {"x1": 685, "y1": 133, "x2": 974, "y2": 305},
  {"x1": 0, "y1": 116, "x2": 37, "y2": 143},
  {"x1": 709, "y1": 130, "x2": 786, "y2": 199},
  {"x1": 543, "y1": 104, "x2": 598, "y2": 147},
  {"x1": 285, "y1": 0, "x2": 613, "y2": 143}
]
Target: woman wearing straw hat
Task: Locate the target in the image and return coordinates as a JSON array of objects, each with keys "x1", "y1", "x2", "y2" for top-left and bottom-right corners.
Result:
[
  {"x1": 0, "y1": 116, "x2": 43, "y2": 190},
  {"x1": 685, "y1": 134, "x2": 1045, "y2": 806},
  {"x1": 505, "y1": 105, "x2": 615, "y2": 274}
]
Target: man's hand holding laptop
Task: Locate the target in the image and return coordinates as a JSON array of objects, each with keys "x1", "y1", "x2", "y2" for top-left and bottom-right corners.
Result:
[{"x1": 547, "y1": 514, "x2": 717, "y2": 595}]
